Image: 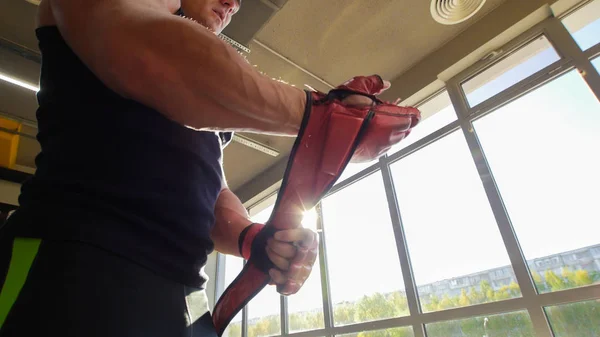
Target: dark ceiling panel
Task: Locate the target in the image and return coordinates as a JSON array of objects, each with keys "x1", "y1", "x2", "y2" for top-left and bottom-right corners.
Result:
[
  {"x1": 0, "y1": 0, "x2": 39, "y2": 51},
  {"x1": 222, "y1": 0, "x2": 289, "y2": 46}
]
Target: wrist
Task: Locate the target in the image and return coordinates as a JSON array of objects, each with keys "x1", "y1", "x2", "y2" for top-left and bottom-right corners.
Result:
[{"x1": 238, "y1": 223, "x2": 265, "y2": 260}]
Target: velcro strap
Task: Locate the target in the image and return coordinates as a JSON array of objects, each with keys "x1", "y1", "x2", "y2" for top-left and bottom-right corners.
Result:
[{"x1": 239, "y1": 223, "x2": 264, "y2": 261}]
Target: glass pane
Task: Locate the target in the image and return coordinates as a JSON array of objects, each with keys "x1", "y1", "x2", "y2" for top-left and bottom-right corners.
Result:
[
  {"x1": 426, "y1": 311, "x2": 534, "y2": 337},
  {"x1": 592, "y1": 57, "x2": 600, "y2": 72},
  {"x1": 224, "y1": 256, "x2": 244, "y2": 289},
  {"x1": 288, "y1": 208, "x2": 325, "y2": 333},
  {"x1": 222, "y1": 255, "x2": 244, "y2": 337},
  {"x1": 561, "y1": 0, "x2": 600, "y2": 51},
  {"x1": 247, "y1": 286, "x2": 281, "y2": 337},
  {"x1": 322, "y1": 172, "x2": 408, "y2": 326},
  {"x1": 389, "y1": 91, "x2": 457, "y2": 155},
  {"x1": 390, "y1": 131, "x2": 520, "y2": 313},
  {"x1": 246, "y1": 204, "x2": 281, "y2": 337},
  {"x1": 251, "y1": 204, "x2": 274, "y2": 224},
  {"x1": 288, "y1": 257, "x2": 324, "y2": 332},
  {"x1": 474, "y1": 70, "x2": 600, "y2": 293},
  {"x1": 337, "y1": 326, "x2": 414, "y2": 337},
  {"x1": 337, "y1": 160, "x2": 376, "y2": 186},
  {"x1": 223, "y1": 320, "x2": 242, "y2": 337},
  {"x1": 545, "y1": 299, "x2": 600, "y2": 337},
  {"x1": 462, "y1": 35, "x2": 560, "y2": 107}
]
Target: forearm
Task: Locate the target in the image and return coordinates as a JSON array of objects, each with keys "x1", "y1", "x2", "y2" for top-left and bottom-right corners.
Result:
[
  {"x1": 211, "y1": 187, "x2": 253, "y2": 257},
  {"x1": 52, "y1": 0, "x2": 306, "y2": 136}
]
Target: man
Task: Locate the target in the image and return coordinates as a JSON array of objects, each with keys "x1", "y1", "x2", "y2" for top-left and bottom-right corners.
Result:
[{"x1": 0, "y1": 0, "x2": 396, "y2": 336}]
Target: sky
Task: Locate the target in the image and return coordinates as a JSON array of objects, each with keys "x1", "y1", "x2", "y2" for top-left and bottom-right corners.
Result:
[{"x1": 221, "y1": 12, "x2": 600, "y2": 324}]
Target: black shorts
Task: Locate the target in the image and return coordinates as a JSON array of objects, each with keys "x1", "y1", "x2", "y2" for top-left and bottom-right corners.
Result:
[{"x1": 0, "y1": 219, "x2": 217, "y2": 337}]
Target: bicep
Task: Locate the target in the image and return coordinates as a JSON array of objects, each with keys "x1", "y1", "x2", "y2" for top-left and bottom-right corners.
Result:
[{"x1": 49, "y1": 0, "x2": 176, "y2": 98}]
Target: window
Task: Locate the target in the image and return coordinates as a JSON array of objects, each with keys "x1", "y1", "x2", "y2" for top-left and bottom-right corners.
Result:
[
  {"x1": 287, "y1": 209, "x2": 325, "y2": 333},
  {"x1": 426, "y1": 311, "x2": 534, "y2": 337},
  {"x1": 247, "y1": 287, "x2": 281, "y2": 337},
  {"x1": 389, "y1": 91, "x2": 457, "y2": 155},
  {"x1": 336, "y1": 160, "x2": 376, "y2": 186},
  {"x1": 337, "y1": 326, "x2": 414, "y2": 337},
  {"x1": 545, "y1": 300, "x2": 600, "y2": 337},
  {"x1": 561, "y1": 0, "x2": 600, "y2": 51},
  {"x1": 473, "y1": 69, "x2": 600, "y2": 293},
  {"x1": 222, "y1": 255, "x2": 244, "y2": 337},
  {"x1": 247, "y1": 204, "x2": 281, "y2": 337},
  {"x1": 462, "y1": 35, "x2": 560, "y2": 107},
  {"x1": 390, "y1": 130, "x2": 520, "y2": 312},
  {"x1": 322, "y1": 172, "x2": 408, "y2": 326},
  {"x1": 592, "y1": 57, "x2": 600, "y2": 72},
  {"x1": 219, "y1": 15, "x2": 600, "y2": 337}
]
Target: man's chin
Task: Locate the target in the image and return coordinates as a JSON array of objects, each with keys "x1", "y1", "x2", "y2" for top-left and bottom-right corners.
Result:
[{"x1": 205, "y1": 21, "x2": 222, "y2": 34}]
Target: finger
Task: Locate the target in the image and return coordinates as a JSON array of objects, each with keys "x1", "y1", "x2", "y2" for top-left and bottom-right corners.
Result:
[
  {"x1": 266, "y1": 246, "x2": 290, "y2": 271},
  {"x1": 373, "y1": 79, "x2": 392, "y2": 95},
  {"x1": 287, "y1": 245, "x2": 319, "y2": 282},
  {"x1": 341, "y1": 94, "x2": 375, "y2": 107},
  {"x1": 292, "y1": 243, "x2": 318, "y2": 265},
  {"x1": 274, "y1": 229, "x2": 317, "y2": 248},
  {"x1": 267, "y1": 238, "x2": 296, "y2": 259},
  {"x1": 277, "y1": 279, "x2": 300, "y2": 296},
  {"x1": 287, "y1": 263, "x2": 313, "y2": 284},
  {"x1": 269, "y1": 268, "x2": 287, "y2": 285}
]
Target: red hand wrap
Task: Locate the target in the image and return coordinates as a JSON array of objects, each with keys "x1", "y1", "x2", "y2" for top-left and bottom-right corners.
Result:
[
  {"x1": 239, "y1": 223, "x2": 265, "y2": 261},
  {"x1": 213, "y1": 75, "x2": 421, "y2": 336},
  {"x1": 337, "y1": 74, "x2": 388, "y2": 96}
]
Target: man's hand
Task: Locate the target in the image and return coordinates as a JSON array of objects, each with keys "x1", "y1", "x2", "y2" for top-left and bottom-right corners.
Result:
[{"x1": 265, "y1": 228, "x2": 319, "y2": 295}]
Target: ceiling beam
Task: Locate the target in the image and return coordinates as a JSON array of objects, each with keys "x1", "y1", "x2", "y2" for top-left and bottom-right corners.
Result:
[
  {"x1": 0, "y1": 166, "x2": 32, "y2": 184},
  {"x1": 234, "y1": 154, "x2": 288, "y2": 205},
  {"x1": 0, "y1": 38, "x2": 41, "y2": 64}
]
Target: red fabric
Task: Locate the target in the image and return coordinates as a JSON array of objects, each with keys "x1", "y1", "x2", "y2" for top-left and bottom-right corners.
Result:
[
  {"x1": 213, "y1": 75, "x2": 421, "y2": 336},
  {"x1": 337, "y1": 75, "x2": 387, "y2": 95},
  {"x1": 212, "y1": 262, "x2": 270, "y2": 337}
]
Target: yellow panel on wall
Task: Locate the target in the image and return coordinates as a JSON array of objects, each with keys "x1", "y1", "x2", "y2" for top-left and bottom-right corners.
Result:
[{"x1": 0, "y1": 118, "x2": 21, "y2": 169}]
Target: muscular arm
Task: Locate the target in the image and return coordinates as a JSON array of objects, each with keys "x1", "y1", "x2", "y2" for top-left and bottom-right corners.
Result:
[
  {"x1": 49, "y1": 0, "x2": 306, "y2": 135},
  {"x1": 211, "y1": 185, "x2": 253, "y2": 257}
]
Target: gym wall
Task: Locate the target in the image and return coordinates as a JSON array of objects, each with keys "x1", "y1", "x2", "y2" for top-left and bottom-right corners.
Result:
[{"x1": 0, "y1": 179, "x2": 20, "y2": 207}]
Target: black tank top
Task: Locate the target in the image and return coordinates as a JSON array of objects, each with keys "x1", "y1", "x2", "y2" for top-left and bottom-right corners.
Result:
[{"x1": 10, "y1": 21, "x2": 231, "y2": 288}]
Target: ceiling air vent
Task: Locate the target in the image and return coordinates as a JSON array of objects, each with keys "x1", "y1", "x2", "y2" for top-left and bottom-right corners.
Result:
[{"x1": 430, "y1": 0, "x2": 487, "y2": 25}]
